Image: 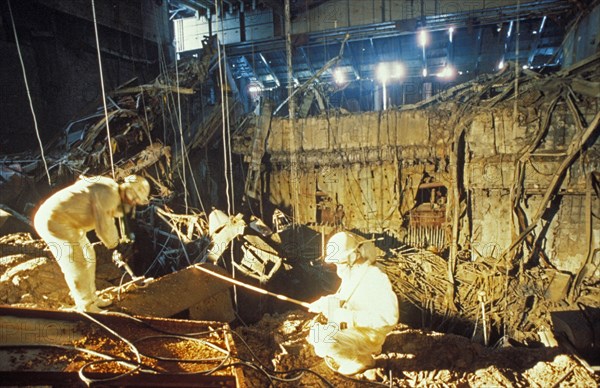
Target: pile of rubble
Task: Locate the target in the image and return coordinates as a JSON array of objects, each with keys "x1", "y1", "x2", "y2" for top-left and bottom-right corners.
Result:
[
  {"x1": 0, "y1": 233, "x2": 121, "y2": 310},
  {"x1": 235, "y1": 309, "x2": 599, "y2": 387},
  {"x1": 0, "y1": 25, "x2": 598, "y2": 385}
]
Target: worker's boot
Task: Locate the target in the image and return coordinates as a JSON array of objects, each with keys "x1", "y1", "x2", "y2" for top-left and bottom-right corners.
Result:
[
  {"x1": 93, "y1": 293, "x2": 113, "y2": 308},
  {"x1": 336, "y1": 356, "x2": 375, "y2": 376},
  {"x1": 79, "y1": 294, "x2": 112, "y2": 313}
]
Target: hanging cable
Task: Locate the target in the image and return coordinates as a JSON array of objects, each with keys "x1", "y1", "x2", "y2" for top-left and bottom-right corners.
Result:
[
  {"x1": 285, "y1": 0, "x2": 300, "y2": 225},
  {"x1": 214, "y1": 0, "x2": 238, "y2": 313},
  {"x1": 155, "y1": 23, "x2": 191, "y2": 210},
  {"x1": 185, "y1": 150, "x2": 207, "y2": 214},
  {"x1": 91, "y1": 0, "x2": 116, "y2": 179},
  {"x1": 218, "y1": 20, "x2": 235, "y2": 215},
  {"x1": 174, "y1": 54, "x2": 189, "y2": 213},
  {"x1": 7, "y1": 0, "x2": 52, "y2": 186},
  {"x1": 215, "y1": 0, "x2": 233, "y2": 216},
  {"x1": 504, "y1": 0, "x2": 521, "y2": 344},
  {"x1": 513, "y1": 0, "x2": 521, "y2": 123},
  {"x1": 223, "y1": 51, "x2": 235, "y2": 215},
  {"x1": 219, "y1": 12, "x2": 238, "y2": 313}
]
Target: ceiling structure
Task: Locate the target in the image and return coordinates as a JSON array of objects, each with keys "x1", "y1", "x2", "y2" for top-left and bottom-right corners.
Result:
[{"x1": 168, "y1": 0, "x2": 580, "y2": 113}]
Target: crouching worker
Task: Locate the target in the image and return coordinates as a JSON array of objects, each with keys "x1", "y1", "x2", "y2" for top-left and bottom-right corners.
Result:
[
  {"x1": 34, "y1": 175, "x2": 150, "y2": 312},
  {"x1": 307, "y1": 231, "x2": 399, "y2": 375}
]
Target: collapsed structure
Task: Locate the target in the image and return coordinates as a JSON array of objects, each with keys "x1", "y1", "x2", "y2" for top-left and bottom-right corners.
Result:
[{"x1": 0, "y1": 0, "x2": 599, "y2": 386}]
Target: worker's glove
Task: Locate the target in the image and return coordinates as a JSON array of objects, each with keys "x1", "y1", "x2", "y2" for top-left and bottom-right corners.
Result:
[{"x1": 115, "y1": 240, "x2": 135, "y2": 262}]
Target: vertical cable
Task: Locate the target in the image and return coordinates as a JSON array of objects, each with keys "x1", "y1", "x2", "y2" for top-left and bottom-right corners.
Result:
[
  {"x1": 513, "y1": 0, "x2": 520, "y2": 123},
  {"x1": 215, "y1": 1, "x2": 232, "y2": 215},
  {"x1": 91, "y1": 0, "x2": 116, "y2": 179},
  {"x1": 175, "y1": 55, "x2": 189, "y2": 213},
  {"x1": 504, "y1": 0, "x2": 521, "y2": 344},
  {"x1": 215, "y1": 0, "x2": 237, "y2": 312},
  {"x1": 285, "y1": 0, "x2": 299, "y2": 225},
  {"x1": 8, "y1": 0, "x2": 52, "y2": 186},
  {"x1": 223, "y1": 59, "x2": 235, "y2": 215}
]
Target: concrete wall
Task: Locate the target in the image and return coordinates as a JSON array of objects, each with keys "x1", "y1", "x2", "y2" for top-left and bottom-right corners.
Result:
[
  {"x1": 0, "y1": 0, "x2": 170, "y2": 152},
  {"x1": 255, "y1": 95, "x2": 599, "y2": 275},
  {"x1": 36, "y1": 0, "x2": 169, "y2": 44}
]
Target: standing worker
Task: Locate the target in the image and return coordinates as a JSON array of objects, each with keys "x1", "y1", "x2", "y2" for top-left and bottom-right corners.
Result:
[
  {"x1": 308, "y1": 231, "x2": 399, "y2": 375},
  {"x1": 34, "y1": 175, "x2": 150, "y2": 312}
]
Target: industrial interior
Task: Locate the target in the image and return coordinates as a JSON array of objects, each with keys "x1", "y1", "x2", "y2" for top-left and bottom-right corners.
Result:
[{"x1": 0, "y1": 0, "x2": 599, "y2": 386}]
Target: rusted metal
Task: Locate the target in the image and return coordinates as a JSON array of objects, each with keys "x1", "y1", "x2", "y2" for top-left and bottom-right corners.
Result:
[
  {"x1": 0, "y1": 306, "x2": 244, "y2": 387},
  {"x1": 111, "y1": 263, "x2": 232, "y2": 317},
  {"x1": 0, "y1": 371, "x2": 237, "y2": 387}
]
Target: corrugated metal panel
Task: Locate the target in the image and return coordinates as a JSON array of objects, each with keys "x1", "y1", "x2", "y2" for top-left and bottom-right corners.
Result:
[
  {"x1": 245, "y1": 9, "x2": 275, "y2": 41},
  {"x1": 174, "y1": 13, "x2": 242, "y2": 52}
]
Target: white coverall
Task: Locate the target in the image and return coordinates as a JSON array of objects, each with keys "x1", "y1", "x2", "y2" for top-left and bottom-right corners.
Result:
[
  {"x1": 308, "y1": 261, "x2": 399, "y2": 375},
  {"x1": 34, "y1": 176, "x2": 124, "y2": 311}
]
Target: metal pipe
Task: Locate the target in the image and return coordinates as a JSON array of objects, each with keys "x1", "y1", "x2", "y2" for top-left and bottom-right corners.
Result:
[
  {"x1": 478, "y1": 291, "x2": 489, "y2": 346},
  {"x1": 194, "y1": 263, "x2": 311, "y2": 308},
  {"x1": 178, "y1": 0, "x2": 211, "y2": 12}
]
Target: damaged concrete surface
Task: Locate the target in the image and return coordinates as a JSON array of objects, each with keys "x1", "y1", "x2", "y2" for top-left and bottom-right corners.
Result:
[
  {"x1": 233, "y1": 53, "x2": 600, "y2": 367},
  {"x1": 0, "y1": 4, "x2": 599, "y2": 387},
  {"x1": 235, "y1": 309, "x2": 598, "y2": 387}
]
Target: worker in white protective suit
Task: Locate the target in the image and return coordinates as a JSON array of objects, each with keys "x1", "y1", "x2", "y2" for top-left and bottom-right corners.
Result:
[
  {"x1": 307, "y1": 231, "x2": 399, "y2": 375},
  {"x1": 34, "y1": 175, "x2": 150, "y2": 312}
]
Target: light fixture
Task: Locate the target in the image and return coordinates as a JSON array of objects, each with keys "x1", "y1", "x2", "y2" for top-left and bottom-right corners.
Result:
[
  {"x1": 498, "y1": 60, "x2": 505, "y2": 70},
  {"x1": 437, "y1": 66, "x2": 455, "y2": 79},
  {"x1": 376, "y1": 62, "x2": 390, "y2": 82},
  {"x1": 333, "y1": 68, "x2": 345, "y2": 84},
  {"x1": 418, "y1": 29, "x2": 428, "y2": 47},
  {"x1": 422, "y1": 68, "x2": 428, "y2": 77},
  {"x1": 392, "y1": 62, "x2": 405, "y2": 79},
  {"x1": 449, "y1": 27, "x2": 454, "y2": 43},
  {"x1": 376, "y1": 62, "x2": 405, "y2": 82}
]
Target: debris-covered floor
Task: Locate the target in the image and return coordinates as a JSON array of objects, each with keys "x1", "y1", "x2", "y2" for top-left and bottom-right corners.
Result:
[
  {"x1": 1, "y1": 2, "x2": 599, "y2": 386},
  {"x1": 1, "y1": 232, "x2": 598, "y2": 387},
  {"x1": 235, "y1": 310, "x2": 599, "y2": 387}
]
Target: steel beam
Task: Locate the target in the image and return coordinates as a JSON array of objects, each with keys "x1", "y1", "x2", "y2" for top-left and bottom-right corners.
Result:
[
  {"x1": 258, "y1": 52, "x2": 281, "y2": 87},
  {"x1": 224, "y1": 0, "x2": 571, "y2": 57}
]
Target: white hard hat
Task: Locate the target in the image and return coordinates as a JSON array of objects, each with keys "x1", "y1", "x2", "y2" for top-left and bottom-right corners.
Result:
[
  {"x1": 121, "y1": 175, "x2": 150, "y2": 205},
  {"x1": 324, "y1": 231, "x2": 361, "y2": 265}
]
